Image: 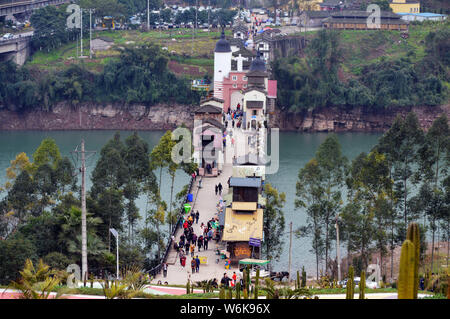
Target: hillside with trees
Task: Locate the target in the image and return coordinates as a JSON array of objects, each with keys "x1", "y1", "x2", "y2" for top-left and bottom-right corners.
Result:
[{"x1": 273, "y1": 25, "x2": 449, "y2": 113}]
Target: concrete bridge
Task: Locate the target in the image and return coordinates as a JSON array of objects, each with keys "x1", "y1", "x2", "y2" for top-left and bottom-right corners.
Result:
[
  {"x1": 0, "y1": 0, "x2": 68, "y2": 18},
  {"x1": 0, "y1": 33, "x2": 31, "y2": 65}
]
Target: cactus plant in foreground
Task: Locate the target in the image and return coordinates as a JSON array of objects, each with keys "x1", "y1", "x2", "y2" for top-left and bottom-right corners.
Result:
[
  {"x1": 346, "y1": 266, "x2": 354, "y2": 299},
  {"x1": 398, "y1": 239, "x2": 416, "y2": 299},
  {"x1": 359, "y1": 270, "x2": 366, "y2": 299},
  {"x1": 406, "y1": 222, "x2": 420, "y2": 298},
  {"x1": 254, "y1": 268, "x2": 260, "y2": 299}
]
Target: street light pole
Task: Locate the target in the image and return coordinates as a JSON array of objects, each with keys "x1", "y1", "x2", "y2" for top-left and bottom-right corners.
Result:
[
  {"x1": 288, "y1": 221, "x2": 292, "y2": 282},
  {"x1": 110, "y1": 228, "x2": 119, "y2": 280},
  {"x1": 336, "y1": 215, "x2": 341, "y2": 282}
]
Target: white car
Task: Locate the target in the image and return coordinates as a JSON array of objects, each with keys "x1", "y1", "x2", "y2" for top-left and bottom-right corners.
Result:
[
  {"x1": 239, "y1": 268, "x2": 270, "y2": 279},
  {"x1": 2, "y1": 33, "x2": 14, "y2": 40}
]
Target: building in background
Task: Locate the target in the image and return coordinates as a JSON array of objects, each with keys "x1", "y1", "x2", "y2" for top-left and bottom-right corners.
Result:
[{"x1": 389, "y1": 0, "x2": 420, "y2": 13}]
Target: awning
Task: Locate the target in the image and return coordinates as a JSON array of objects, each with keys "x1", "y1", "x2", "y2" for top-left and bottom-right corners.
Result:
[
  {"x1": 238, "y1": 258, "x2": 270, "y2": 266},
  {"x1": 222, "y1": 208, "x2": 263, "y2": 241}
]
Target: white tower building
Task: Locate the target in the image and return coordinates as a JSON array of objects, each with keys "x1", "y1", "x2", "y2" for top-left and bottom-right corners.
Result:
[{"x1": 213, "y1": 29, "x2": 232, "y2": 100}]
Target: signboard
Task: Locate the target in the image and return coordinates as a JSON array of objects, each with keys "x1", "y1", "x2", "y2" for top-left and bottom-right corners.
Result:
[
  {"x1": 234, "y1": 243, "x2": 251, "y2": 258},
  {"x1": 249, "y1": 237, "x2": 261, "y2": 247}
]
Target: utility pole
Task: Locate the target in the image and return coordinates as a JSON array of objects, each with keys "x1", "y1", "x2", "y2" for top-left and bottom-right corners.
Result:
[
  {"x1": 80, "y1": 8, "x2": 83, "y2": 57},
  {"x1": 80, "y1": 139, "x2": 87, "y2": 282},
  {"x1": 71, "y1": 140, "x2": 96, "y2": 283},
  {"x1": 147, "y1": 0, "x2": 150, "y2": 31},
  {"x1": 336, "y1": 215, "x2": 341, "y2": 282},
  {"x1": 288, "y1": 221, "x2": 293, "y2": 282},
  {"x1": 89, "y1": 9, "x2": 92, "y2": 59}
]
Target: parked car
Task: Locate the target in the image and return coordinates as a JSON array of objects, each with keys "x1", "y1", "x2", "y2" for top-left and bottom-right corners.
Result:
[
  {"x1": 2, "y1": 33, "x2": 14, "y2": 40},
  {"x1": 239, "y1": 266, "x2": 270, "y2": 279},
  {"x1": 270, "y1": 271, "x2": 290, "y2": 282},
  {"x1": 339, "y1": 277, "x2": 361, "y2": 288}
]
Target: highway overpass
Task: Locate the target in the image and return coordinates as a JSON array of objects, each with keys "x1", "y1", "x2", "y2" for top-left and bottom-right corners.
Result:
[{"x1": 0, "y1": 33, "x2": 31, "y2": 65}]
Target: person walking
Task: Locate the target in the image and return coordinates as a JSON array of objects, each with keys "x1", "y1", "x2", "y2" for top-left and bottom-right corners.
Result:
[
  {"x1": 163, "y1": 263, "x2": 168, "y2": 278},
  {"x1": 197, "y1": 235, "x2": 203, "y2": 251},
  {"x1": 203, "y1": 236, "x2": 209, "y2": 250},
  {"x1": 190, "y1": 243, "x2": 195, "y2": 257},
  {"x1": 215, "y1": 184, "x2": 218, "y2": 196},
  {"x1": 220, "y1": 273, "x2": 231, "y2": 287},
  {"x1": 180, "y1": 255, "x2": 186, "y2": 268},
  {"x1": 195, "y1": 256, "x2": 200, "y2": 273},
  {"x1": 232, "y1": 271, "x2": 237, "y2": 285},
  {"x1": 195, "y1": 210, "x2": 199, "y2": 224},
  {"x1": 191, "y1": 258, "x2": 196, "y2": 273},
  {"x1": 218, "y1": 183, "x2": 223, "y2": 195}
]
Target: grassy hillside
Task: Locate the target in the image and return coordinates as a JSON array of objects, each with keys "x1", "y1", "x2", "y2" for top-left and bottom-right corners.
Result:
[{"x1": 27, "y1": 28, "x2": 227, "y2": 78}]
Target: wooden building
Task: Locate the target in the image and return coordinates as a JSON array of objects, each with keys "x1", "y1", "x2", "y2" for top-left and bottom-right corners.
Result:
[{"x1": 322, "y1": 10, "x2": 409, "y2": 30}]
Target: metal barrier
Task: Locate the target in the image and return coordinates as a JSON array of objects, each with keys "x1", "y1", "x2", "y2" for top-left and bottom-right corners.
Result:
[{"x1": 147, "y1": 175, "x2": 196, "y2": 277}]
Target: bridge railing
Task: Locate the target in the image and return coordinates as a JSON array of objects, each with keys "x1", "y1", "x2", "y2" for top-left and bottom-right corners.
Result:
[{"x1": 147, "y1": 175, "x2": 196, "y2": 277}]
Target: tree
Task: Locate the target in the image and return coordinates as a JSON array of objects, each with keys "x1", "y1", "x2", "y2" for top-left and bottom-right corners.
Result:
[
  {"x1": 346, "y1": 151, "x2": 393, "y2": 274},
  {"x1": 263, "y1": 183, "x2": 286, "y2": 268},
  {"x1": 295, "y1": 158, "x2": 324, "y2": 279},
  {"x1": 122, "y1": 132, "x2": 152, "y2": 242},
  {"x1": 314, "y1": 135, "x2": 347, "y2": 274},
  {"x1": 376, "y1": 112, "x2": 425, "y2": 237},
  {"x1": 0, "y1": 235, "x2": 37, "y2": 284},
  {"x1": 7, "y1": 170, "x2": 37, "y2": 223},
  {"x1": 90, "y1": 132, "x2": 127, "y2": 249},
  {"x1": 3, "y1": 152, "x2": 32, "y2": 191}
]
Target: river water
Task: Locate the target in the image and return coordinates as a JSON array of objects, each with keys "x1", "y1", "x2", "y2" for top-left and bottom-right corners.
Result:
[{"x1": 0, "y1": 130, "x2": 382, "y2": 275}]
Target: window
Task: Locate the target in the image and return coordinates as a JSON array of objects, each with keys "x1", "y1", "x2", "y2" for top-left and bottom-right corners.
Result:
[
  {"x1": 232, "y1": 75, "x2": 237, "y2": 81},
  {"x1": 243, "y1": 76, "x2": 247, "y2": 81},
  {"x1": 252, "y1": 110, "x2": 257, "y2": 115},
  {"x1": 243, "y1": 84, "x2": 247, "y2": 88},
  {"x1": 233, "y1": 84, "x2": 237, "y2": 88}
]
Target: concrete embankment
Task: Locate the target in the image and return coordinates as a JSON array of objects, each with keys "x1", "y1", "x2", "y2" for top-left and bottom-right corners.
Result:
[{"x1": 0, "y1": 102, "x2": 448, "y2": 132}]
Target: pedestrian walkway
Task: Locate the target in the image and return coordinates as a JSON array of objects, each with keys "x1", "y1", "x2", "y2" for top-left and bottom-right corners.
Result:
[{"x1": 154, "y1": 129, "x2": 241, "y2": 286}]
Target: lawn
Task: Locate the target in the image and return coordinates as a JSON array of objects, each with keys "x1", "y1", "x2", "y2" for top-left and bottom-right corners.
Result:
[{"x1": 26, "y1": 28, "x2": 225, "y2": 76}]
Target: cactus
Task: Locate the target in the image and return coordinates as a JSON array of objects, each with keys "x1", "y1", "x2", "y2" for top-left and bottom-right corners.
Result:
[
  {"x1": 447, "y1": 276, "x2": 450, "y2": 300},
  {"x1": 236, "y1": 282, "x2": 241, "y2": 299},
  {"x1": 346, "y1": 266, "x2": 354, "y2": 299},
  {"x1": 186, "y1": 280, "x2": 190, "y2": 295},
  {"x1": 398, "y1": 239, "x2": 416, "y2": 299},
  {"x1": 406, "y1": 222, "x2": 420, "y2": 298},
  {"x1": 227, "y1": 287, "x2": 232, "y2": 299},
  {"x1": 301, "y1": 266, "x2": 307, "y2": 288},
  {"x1": 359, "y1": 270, "x2": 366, "y2": 299},
  {"x1": 254, "y1": 268, "x2": 260, "y2": 299},
  {"x1": 243, "y1": 288, "x2": 248, "y2": 299},
  {"x1": 219, "y1": 287, "x2": 225, "y2": 299},
  {"x1": 296, "y1": 270, "x2": 300, "y2": 289}
]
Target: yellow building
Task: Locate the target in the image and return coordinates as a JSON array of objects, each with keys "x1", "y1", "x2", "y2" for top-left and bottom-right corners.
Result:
[{"x1": 389, "y1": 0, "x2": 420, "y2": 13}]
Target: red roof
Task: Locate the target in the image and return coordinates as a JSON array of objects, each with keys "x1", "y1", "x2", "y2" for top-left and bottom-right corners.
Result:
[{"x1": 267, "y1": 80, "x2": 277, "y2": 99}]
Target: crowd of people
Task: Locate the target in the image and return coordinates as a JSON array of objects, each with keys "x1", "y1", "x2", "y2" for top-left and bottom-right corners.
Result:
[
  {"x1": 171, "y1": 207, "x2": 223, "y2": 274},
  {"x1": 223, "y1": 103, "x2": 244, "y2": 129}
]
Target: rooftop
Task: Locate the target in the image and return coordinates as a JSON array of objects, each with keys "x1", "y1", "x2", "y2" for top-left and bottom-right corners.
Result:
[
  {"x1": 229, "y1": 177, "x2": 262, "y2": 188},
  {"x1": 215, "y1": 29, "x2": 231, "y2": 53},
  {"x1": 194, "y1": 104, "x2": 222, "y2": 114}
]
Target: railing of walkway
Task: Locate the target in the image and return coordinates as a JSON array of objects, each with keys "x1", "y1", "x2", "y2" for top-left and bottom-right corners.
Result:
[{"x1": 147, "y1": 175, "x2": 197, "y2": 277}]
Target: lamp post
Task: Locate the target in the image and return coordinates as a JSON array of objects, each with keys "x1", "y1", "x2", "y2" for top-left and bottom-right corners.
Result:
[{"x1": 110, "y1": 228, "x2": 119, "y2": 280}]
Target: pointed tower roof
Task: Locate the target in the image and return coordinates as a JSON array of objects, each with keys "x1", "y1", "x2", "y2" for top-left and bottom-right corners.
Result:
[
  {"x1": 214, "y1": 29, "x2": 231, "y2": 53},
  {"x1": 249, "y1": 51, "x2": 266, "y2": 73}
]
